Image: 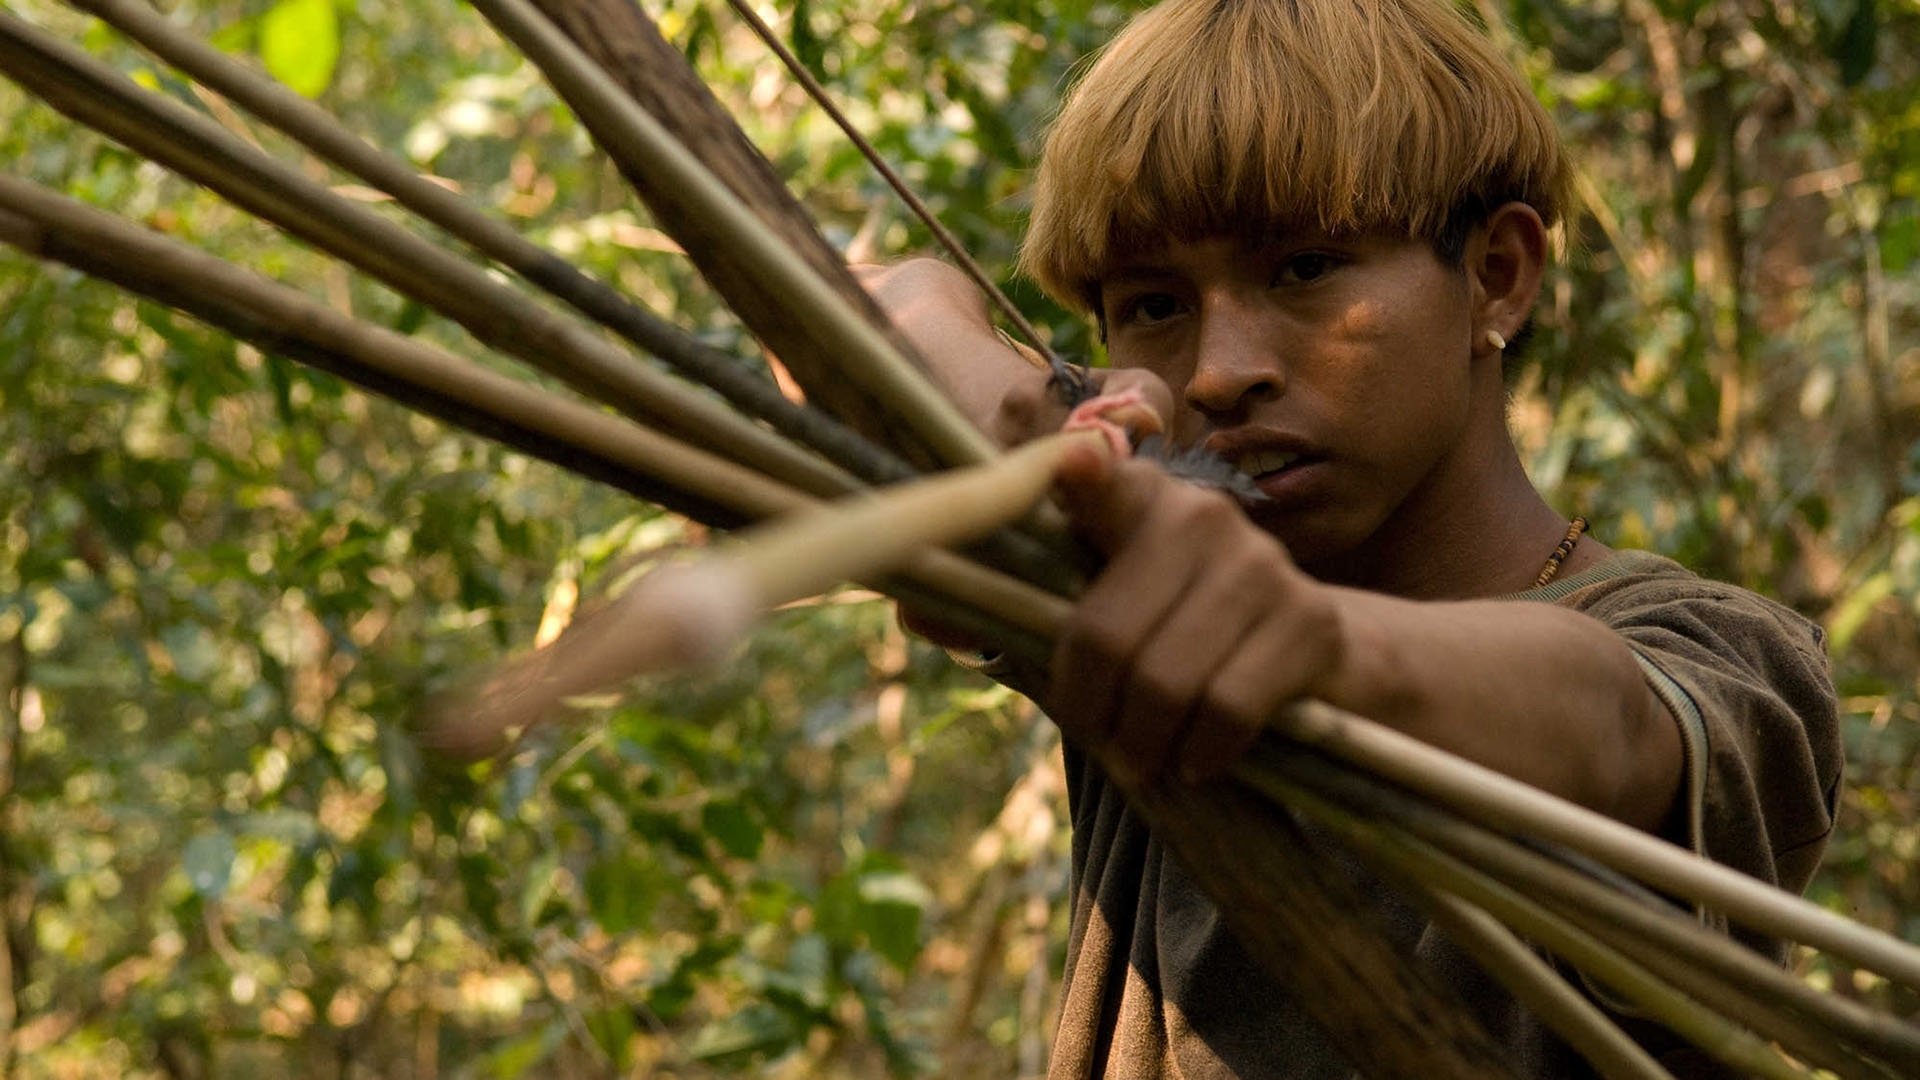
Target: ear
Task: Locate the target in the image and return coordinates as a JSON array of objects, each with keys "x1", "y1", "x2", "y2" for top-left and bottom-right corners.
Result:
[{"x1": 1467, "y1": 202, "x2": 1548, "y2": 357}]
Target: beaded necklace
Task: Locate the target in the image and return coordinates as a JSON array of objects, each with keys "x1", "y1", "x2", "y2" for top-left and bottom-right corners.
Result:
[{"x1": 1532, "y1": 516, "x2": 1590, "y2": 589}]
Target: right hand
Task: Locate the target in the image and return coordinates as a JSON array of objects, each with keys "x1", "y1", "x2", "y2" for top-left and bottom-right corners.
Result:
[
  {"x1": 852, "y1": 258, "x2": 1168, "y2": 448},
  {"x1": 854, "y1": 258, "x2": 1179, "y2": 654}
]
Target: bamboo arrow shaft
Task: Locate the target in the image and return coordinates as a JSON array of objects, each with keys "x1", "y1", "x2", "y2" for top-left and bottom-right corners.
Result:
[
  {"x1": 1417, "y1": 891, "x2": 1674, "y2": 1080},
  {"x1": 1290, "y1": 786, "x2": 1811, "y2": 1080},
  {"x1": 433, "y1": 431, "x2": 1089, "y2": 753}
]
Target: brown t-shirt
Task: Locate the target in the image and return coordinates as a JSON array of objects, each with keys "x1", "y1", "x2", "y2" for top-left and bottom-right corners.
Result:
[{"x1": 1048, "y1": 551, "x2": 1842, "y2": 1079}]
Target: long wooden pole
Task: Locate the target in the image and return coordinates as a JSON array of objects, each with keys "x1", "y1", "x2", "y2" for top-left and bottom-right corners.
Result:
[
  {"x1": 0, "y1": 175, "x2": 1059, "y2": 671},
  {"x1": 472, "y1": 0, "x2": 1000, "y2": 473},
  {"x1": 519, "y1": 0, "x2": 960, "y2": 468}
]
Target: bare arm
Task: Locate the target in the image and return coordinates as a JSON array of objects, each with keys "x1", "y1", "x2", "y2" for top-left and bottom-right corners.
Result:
[{"x1": 1051, "y1": 447, "x2": 1683, "y2": 835}]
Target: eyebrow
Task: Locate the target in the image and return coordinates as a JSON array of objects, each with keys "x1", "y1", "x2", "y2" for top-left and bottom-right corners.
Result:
[{"x1": 1099, "y1": 265, "x2": 1182, "y2": 289}]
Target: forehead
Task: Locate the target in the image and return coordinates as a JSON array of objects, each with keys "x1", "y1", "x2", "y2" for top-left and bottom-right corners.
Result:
[{"x1": 1094, "y1": 226, "x2": 1415, "y2": 285}]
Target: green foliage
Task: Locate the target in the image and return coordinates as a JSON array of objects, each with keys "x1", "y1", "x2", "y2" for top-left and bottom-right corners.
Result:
[
  {"x1": 259, "y1": 0, "x2": 340, "y2": 97},
  {"x1": 0, "y1": 0, "x2": 1916, "y2": 1076}
]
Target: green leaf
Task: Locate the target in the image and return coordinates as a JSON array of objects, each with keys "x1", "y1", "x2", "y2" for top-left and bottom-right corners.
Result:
[
  {"x1": 486, "y1": 1021, "x2": 564, "y2": 1080},
  {"x1": 1880, "y1": 207, "x2": 1918, "y2": 273},
  {"x1": 1828, "y1": 570, "x2": 1893, "y2": 653},
  {"x1": 585, "y1": 1007, "x2": 636, "y2": 1069},
  {"x1": 183, "y1": 829, "x2": 236, "y2": 899},
  {"x1": 856, "y1": 872, "x2": 929, "y2": 972},
  {"x1": 259, "y1": 0, "x2": 340, "y2": 98},
  {"x1": 584, "y1": 853, "x2": 656, "y2": 934},
  {"x1": 686, "y1": 1003, "x2": 801, "y2": 1063},
  {"x1": 818, "y1": 867, "x2": 931, "y2": 971},
  {"x1": 791, "y1": 0, "x2": 826, "y2": 80},
  {"x1": 701, "y1": 799, "x2": 764, "y2": 860}
]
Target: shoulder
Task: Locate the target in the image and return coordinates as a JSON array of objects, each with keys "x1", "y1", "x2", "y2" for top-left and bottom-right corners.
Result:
[
  {"x1": 1526, "y1": 550, "x2": 1827, "y2": 670},
  {"x1": 1534, "y1": 551, "x2": 1841, "y2": 894}
]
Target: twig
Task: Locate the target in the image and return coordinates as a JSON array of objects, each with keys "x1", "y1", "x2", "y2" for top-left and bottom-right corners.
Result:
[{"x1": 471, "y1": 0, "x2": 1000, "y2": 471}]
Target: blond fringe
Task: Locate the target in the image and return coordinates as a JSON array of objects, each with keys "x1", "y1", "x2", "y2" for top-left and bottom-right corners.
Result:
[{"x1": 1020, "y1": 0, "x2": 1575, "y2": 310}]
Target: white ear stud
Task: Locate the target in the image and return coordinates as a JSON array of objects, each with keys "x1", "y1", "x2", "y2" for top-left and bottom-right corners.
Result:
[{"x1": 1485, "y1": 329, "x2": 1507, "y2": 351}]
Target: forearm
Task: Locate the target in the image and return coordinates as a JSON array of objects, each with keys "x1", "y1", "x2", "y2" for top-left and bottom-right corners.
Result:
[
  {"x1": 1315, "y1": 590, "x2": 1683, "y2": 834},
  {"x1": 856, "y1": 258, "x2": 1056, "y2": 446}
]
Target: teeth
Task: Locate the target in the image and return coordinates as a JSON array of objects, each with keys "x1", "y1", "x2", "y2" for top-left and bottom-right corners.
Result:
[{"x1": 1235, "y1": 449, "x2": 1300, "y2": 477}]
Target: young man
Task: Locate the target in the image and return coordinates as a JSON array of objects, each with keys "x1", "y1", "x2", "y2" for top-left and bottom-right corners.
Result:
[{"x1": 865, "y1": 0, "x2": 1840, "y2": 1075}]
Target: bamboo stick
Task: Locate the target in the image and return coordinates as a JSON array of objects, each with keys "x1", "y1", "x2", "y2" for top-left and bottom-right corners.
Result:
[
  {"x1": 1269, "y1": 777, "x2": 1814, "y2": 1080},
  {"x1": 0, "y1": 10, "x2": 856, "y2": 501},
  {"x1": 1416, "y1": 890, "x2": 1675, "y2": 1080},
  {"x1": 0, "y1": 174, "x2": 1061, "y2": 678},
  {"x1": 522, "y1": 0, "x2": 948, "y2": 464},
  {"x1": 470, "y1": 0, "x2": 1000, "y2": 472},
  {"x1": 1252, "y1": 702, "x2": 1920, "y2": 990},
  {"x1": 52, "y1": 0, "x2": 1082, "y2": 598},
  {"x1": 1261, "y1": 746, "x2": 1920, "y2": 1071},
  {"x1": 1239, "y1": 751, "x2": 1918, "y2": 1077},
  {"x1": 66, "y1": 0, "x2": 924, "y2": 492},
  {"x1": 1553, "y1": 906, "x2": 1905, "y2": 1078}
]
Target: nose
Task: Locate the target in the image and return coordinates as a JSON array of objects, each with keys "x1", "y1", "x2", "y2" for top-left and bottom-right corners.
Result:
[{"x1": 1182, "y1": 303, "x2": 1284, "y2": 418}]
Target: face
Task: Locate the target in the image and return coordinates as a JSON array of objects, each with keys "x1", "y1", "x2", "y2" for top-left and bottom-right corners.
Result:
[{"x1": 1096, "y1": 230, "x2": 1488, "y2": 569}]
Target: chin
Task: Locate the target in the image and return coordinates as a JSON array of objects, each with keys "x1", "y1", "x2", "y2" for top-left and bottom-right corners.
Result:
[{"x1": 1244, "y1": 503, "x2": 1363, "y2": 570}]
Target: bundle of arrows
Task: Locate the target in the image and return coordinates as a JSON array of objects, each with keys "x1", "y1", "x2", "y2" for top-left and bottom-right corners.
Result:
[{"x1": 1, "y1": 2, "x2": 1916, "y2": 1077}]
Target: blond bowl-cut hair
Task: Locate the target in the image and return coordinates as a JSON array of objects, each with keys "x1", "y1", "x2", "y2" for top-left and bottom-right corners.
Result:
[{"x1": 1019, "y1": 0, "x2": 1576, "y2": 312}]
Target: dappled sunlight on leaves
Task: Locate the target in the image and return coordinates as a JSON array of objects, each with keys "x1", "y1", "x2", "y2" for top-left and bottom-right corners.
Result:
[{"x1": 0, "y1": 0, "x2": 1914, "y2": 1075}]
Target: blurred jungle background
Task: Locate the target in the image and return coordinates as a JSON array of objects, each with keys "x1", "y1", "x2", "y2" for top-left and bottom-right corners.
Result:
[{"x1": 0, "y1": 0, "x2": 1914, "y2": 1076}]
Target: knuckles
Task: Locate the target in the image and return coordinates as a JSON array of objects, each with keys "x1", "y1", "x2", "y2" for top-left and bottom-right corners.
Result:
[
  {"x1": 1131, "y1": 653, "x2": 1207, "y2": 716},
  {"x1": 1055, "y1": 471, "x2": 1337, "y2": 781}
]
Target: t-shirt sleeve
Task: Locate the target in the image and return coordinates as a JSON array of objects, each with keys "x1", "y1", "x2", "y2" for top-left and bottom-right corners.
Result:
[{"x1": 1571, "y1": 575, "x2": 1842, "y2": 935}]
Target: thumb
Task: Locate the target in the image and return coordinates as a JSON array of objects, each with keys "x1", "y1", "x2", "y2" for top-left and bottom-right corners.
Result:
[{"x1": 1054, "y1": 455, "x2": 1176, "y2": 557}]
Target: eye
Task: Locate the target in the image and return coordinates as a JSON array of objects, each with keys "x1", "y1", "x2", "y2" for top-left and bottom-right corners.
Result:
[
  {"x1": 1273, "y1": 252, "x2": 1339, "y2": 286},
  {"x1": 1114, "y1": 291, "x2": 1183, "y2": 327}
]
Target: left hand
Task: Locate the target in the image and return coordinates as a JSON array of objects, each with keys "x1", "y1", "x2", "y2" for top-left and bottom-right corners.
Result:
[{"x1": 1046, "y1": 442, "x2": 1347, "y2": 786}]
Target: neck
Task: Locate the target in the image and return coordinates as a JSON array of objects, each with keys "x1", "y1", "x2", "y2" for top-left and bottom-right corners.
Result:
[{"x1": 1305, "y1": 401, "x2": 1570, "y2": 601}]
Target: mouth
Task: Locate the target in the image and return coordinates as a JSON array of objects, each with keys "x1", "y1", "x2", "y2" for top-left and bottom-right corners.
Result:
[
  {"x1": 1231, "y1": 448, "x2": 1304, "y2": 480},
  {"x1": 1204, "y1": 432, "x2": 1331, "y2": 507}
]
